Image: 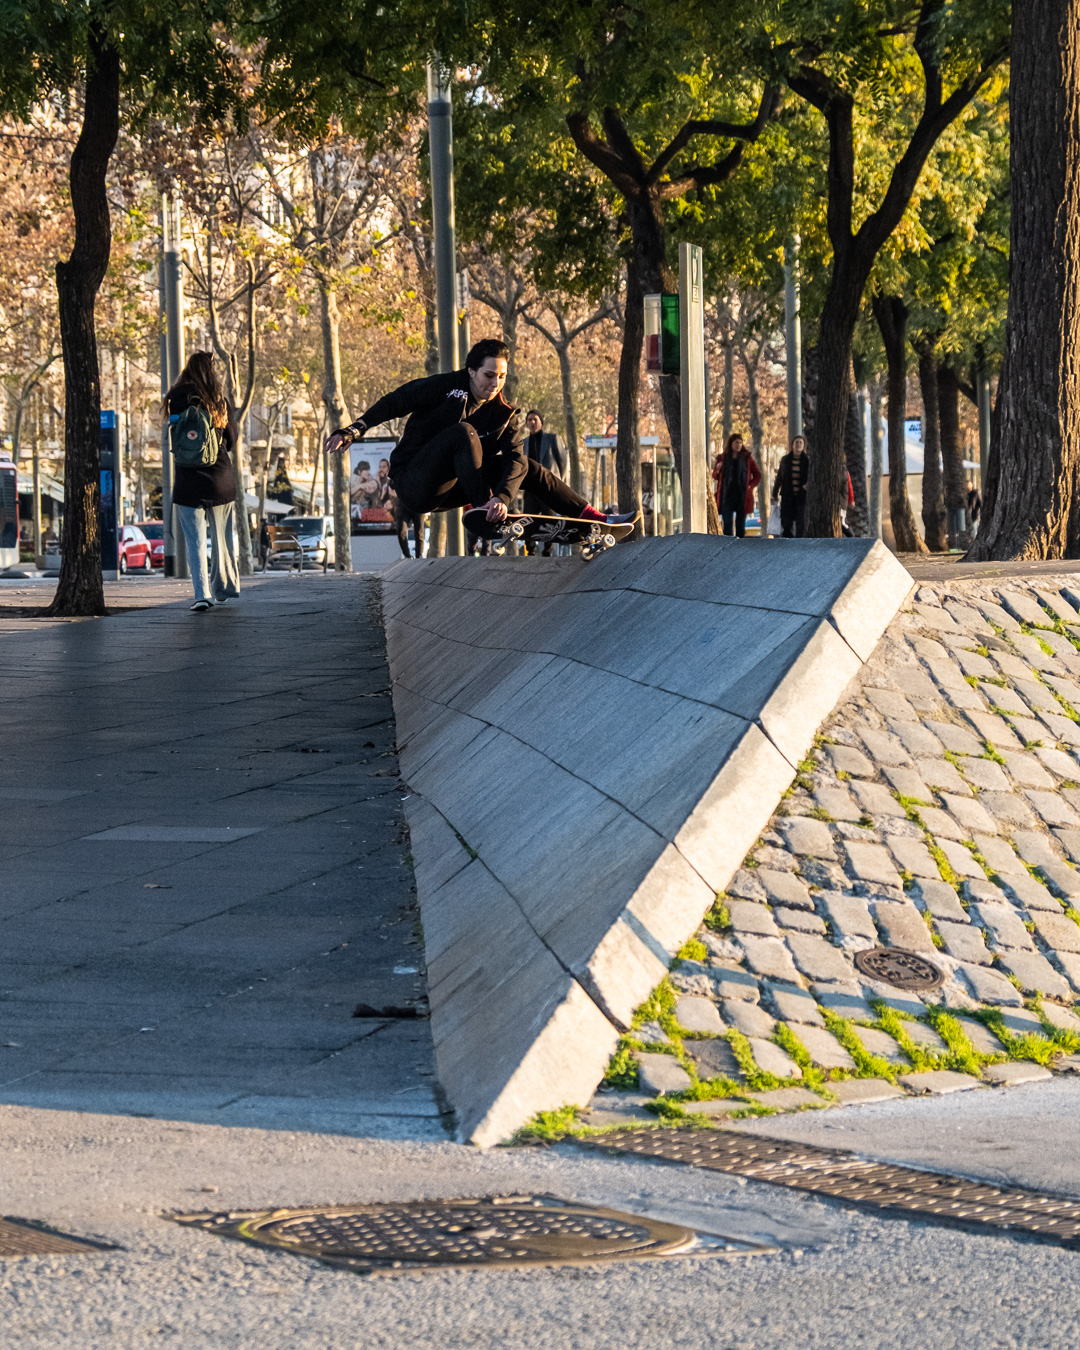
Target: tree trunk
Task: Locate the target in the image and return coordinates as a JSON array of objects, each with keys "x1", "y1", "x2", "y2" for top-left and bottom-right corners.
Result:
[
  {"x1": 745, "y1": 351, "x2": 769, "y2": 528},
  {"x1": 868, "y1": 375, "x2": 884, "y2": 539},
  {"x1": 969, "y1": 0, "x2": 1080, "y2": 557},
  {"x1": 45, "y1": 31, "x2": 120, "y2": 617},
  {"x1": 873, "y1": 293, "x2": 927, "y2": 554},
  {"x1": 721, "y1": 338, "x2": 733, "y2": 450},
  {"x1": 555, "y1": 342, "x2": 582, "y2": 494},
  {"x1": 918, "y1": 351, "x2": 948, "y2": 550},
  {"x1": 502, "y1": 303, "x2": 520, "y2": 399},
  {"x1": 318, "y1": 283, "x2": 352, "y2": 571},
  {"x1": 844, "y1": 378, "x2": 869, "y2": 536},
  {"x1": 804, "y1": 281, "x2": 861, "y2": 537},
  {"x1": 938, "y1": 362, "x2": 966, "y2": 528}
]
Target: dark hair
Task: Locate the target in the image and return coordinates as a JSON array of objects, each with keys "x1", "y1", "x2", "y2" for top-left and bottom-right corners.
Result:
[
  {"x1": 790, "y1": 434, "x2": 807, "y2": 451},
  {"x1": 161, "y1": 350, "x2": 228, "y2": 429},
  {"x1": 725, "y1": 433, "x2": 745, "y2": 455},
  {"x1": 465, "y1": 338, "x2": 510, "y2": 371},
  {"x1": 526, "y1": 410, "x2": 543, "y2": 424}
]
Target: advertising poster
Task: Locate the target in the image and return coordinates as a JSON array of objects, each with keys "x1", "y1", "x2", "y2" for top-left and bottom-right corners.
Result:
[{"x1": 349, "y1": 439, "x2": 397, "y2": 535}]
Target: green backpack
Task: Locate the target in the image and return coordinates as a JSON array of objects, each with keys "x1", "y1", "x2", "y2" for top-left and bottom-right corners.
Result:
[{"x1": 170, "y1": 402, "x2": 220, "y2": 468}]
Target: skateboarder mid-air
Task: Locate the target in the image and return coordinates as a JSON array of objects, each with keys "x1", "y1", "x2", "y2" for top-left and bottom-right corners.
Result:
[{"x1": 324, "y1": 338, "x2": 636, "y2": 530}]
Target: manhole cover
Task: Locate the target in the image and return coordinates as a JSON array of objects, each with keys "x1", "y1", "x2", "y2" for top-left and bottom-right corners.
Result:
[
  {"x1": 170, "y1": 1194, "x2": 770, "y2": 1273},
  {"x1": 854, "y1": 946, "x2": 944, "y2": 991},
  {"x1": 0, "y1": 1217, "x2": 113, "y2": 1258}
]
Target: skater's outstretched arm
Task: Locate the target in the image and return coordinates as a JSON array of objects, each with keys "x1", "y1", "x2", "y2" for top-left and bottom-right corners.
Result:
[{"x1": 324, "y1": 374, "x2": 451, "y2": 455}]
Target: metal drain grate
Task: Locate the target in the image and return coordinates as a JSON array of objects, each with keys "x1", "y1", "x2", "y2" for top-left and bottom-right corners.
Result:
[
  {"x1": 0, "y1": 1217, "x2": 111, "y2": 1258},
  {"x1": 579, "y1": 1130, "x2": 1080, "y2": 1246},
  {"x1": 170, "y1": 1194, "x2": 771, "y2": 1273}
]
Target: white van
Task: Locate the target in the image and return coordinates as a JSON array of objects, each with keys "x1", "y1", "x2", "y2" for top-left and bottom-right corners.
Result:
[{"x1": 275, "y1": 515, "x2": 336, "y2": 568}]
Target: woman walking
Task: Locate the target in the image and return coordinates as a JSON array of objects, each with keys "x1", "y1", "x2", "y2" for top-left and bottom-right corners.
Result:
[
  {"x1": 164, "y1": 351, "x2": 241, "y2": 612},
  {"x1": 712, "y1": 433, "x2": 762, "y2": 537},
  {"x1": 772, "y1": 434, "x2": 811, "y2": 538}
]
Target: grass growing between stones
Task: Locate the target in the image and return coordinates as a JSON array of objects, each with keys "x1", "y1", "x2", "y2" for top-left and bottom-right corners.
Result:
[
  {"x1": 821, "y1": 1011, "x2": 899, "y2": 1082},
  {"x1": 771, "y1": 1023, "x2": 828, "y2": 1091},
  {"x1": 703, "y1": 895, "x2": 731, "y2": 932},
  {"x1": 922, "y1": 1007, "x2": 992, "y2": 1075},
  {"x1": 965, "y1": 1007, "x2": 1063, "y2": 1066},
  {"x1": 871, "y1": 1002, "x2": 952, "y2": 1073}
]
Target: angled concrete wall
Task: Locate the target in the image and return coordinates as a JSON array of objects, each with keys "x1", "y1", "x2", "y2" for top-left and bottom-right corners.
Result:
[{"x1": 384, "y1": 536, "x2": 912, "y2": 1146}]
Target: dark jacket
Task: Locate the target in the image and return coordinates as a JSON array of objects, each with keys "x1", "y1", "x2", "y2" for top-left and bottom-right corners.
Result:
[
  {"x1": 168, "y1": 383, "x2": 238, "y2": 509},
  {"x1": 527, "y1": 429, "x2": 566, "y2": 477},
  {"x1": 358, "y1": 369, "x2": 524, "y2": 498},
  {"x1": 772, "y1": 451, "x2": 810, "y2": 506}
]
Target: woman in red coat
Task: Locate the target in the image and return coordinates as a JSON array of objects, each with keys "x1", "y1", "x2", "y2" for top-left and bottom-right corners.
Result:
[{"x1": 712, "y1": 433, "x2": 762, "y2": 537}]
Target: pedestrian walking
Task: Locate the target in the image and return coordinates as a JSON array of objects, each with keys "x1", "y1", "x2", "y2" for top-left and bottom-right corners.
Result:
[
  {"x1": 521, "y1": 410, "x2": 568, "y2": 555},
  {"x1": 840, "y1": 469, "x2": 855, "y2": 537},
  {"x1": 713, "y1": 433, "x2": 761, "y2": 537},
  {"x1": 967, "y1": 478, "x2": 982, "y2": 534},
  {"x1": 323, "y1": 338, "x2": 635, "y2": 535},
  {"x1": 389, "y1": 484, "x2": 425, "y2": 559},
  {"x1": 164, "y1": 351, "x2": 240, "y2": 612},
  {"x1": 772, "y1": 435, "x2": 811, "y2": 538},
  {"x1": 259, "y1": 516, "x2": 271, "y2": 571}
]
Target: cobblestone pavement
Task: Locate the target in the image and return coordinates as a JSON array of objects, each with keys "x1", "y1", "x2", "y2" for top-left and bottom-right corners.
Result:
[{"x1": 589, "y1": 573, "x2": 1080, "y2": 1130}]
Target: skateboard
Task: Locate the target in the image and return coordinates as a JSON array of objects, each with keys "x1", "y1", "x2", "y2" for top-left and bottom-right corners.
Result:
[{"x1": 462, "y1": 510, "x2": 635, "y2": 559}]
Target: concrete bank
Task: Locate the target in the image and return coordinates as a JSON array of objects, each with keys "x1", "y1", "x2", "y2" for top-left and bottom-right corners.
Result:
[{"x1": 383, "y1": 536, "x2": 912, "y2": 1144}]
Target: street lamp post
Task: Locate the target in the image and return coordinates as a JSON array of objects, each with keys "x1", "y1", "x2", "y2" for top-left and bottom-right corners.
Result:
[
  {"x1": 161, "y1": 191, "x2": 188, "y2": 579},
  {"x1": 427, "y1": 59, "x2": 464, "y2": 556},
  {"x1": 784, "y1": 237, "x2": 803, "y2": 445}
]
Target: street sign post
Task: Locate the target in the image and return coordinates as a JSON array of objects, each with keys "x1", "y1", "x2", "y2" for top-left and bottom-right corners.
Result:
[{"x1": 678, "y1": 242, "x2": 707, "y2": 534}]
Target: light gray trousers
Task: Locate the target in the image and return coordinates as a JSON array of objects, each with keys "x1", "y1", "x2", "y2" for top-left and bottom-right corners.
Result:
[{"x1": 175, "y1": 503, "x2": 241, "y2": 604}]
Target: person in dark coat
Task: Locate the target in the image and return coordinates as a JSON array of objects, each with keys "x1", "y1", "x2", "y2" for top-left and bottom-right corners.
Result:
[
  {"x1": 772, "y1": 435, "x2": 810, "y2": 538},
  {"x1": 522, "y1": 410, "x2": 568, "y2": 555},
  {"x1": 967, "y1": 478, "x2": 982, "y2": 531},
  {"x1": 323, "y1": 338, "x2": 635, "y2": 531},
  {"x1": 163, "y1": 350, "x2": 240, "y2": 611},
  {"x1": 712, "y1": 433, "x2": 762, "y2": 537}
]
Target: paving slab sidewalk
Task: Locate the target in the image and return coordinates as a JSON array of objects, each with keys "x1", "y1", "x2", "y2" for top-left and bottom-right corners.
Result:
[{"x1": 0, "y1": 572, "x2": 441, "y2": 1135}]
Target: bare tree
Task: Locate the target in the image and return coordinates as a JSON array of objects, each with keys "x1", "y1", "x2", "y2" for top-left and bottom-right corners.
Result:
[{"x1": 519, "y1": 296, "x2": 615, "y2": 494}]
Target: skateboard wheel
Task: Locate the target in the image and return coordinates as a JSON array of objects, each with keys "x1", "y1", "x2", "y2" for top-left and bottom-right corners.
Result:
[
  {"x1": 491, "y1": 544, "x2": 505, "y2": 556},
  {"x1": 509, "y1": 522, "x2": 525, "y2": 538},
  {"x1": 603, "y1": 534, "x2": 616, "y2": 548}
]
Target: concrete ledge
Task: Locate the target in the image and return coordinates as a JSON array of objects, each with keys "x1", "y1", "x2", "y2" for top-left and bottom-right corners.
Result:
[{"x1": 385, "y1": 536, "x2": 912, "y2": 1144}]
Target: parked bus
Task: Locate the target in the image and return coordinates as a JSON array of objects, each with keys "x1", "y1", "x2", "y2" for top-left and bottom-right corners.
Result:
[{"x1": 0, "y1": 453, "x2": 17, "y2": 570}]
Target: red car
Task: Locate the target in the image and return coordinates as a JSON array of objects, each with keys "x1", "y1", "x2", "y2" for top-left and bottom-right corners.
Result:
[
  {"x1": 119, "y1": 524, "x2": 153, "y2": 573},
  {"x1": 135, "y1": 520, "x2": 165, "y2": 569}
]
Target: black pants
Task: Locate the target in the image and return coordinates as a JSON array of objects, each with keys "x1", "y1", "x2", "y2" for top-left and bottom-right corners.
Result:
[
  {"x1": 393, "y1": 422, "x2": 586, "y2": 518},
  {"x1": 391, "y1": 500, "x2": 424, "y2": 558},
  {"x1": 781, "y1": 497, "x2": 807, "y2": 538},
  {"x1": 720, "y1": 504, "x2": 746, "y2": 537}
]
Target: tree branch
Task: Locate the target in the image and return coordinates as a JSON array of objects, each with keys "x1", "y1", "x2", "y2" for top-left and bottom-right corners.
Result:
[{"x1": 646, "y1": 85, "x2": 780, "y2": 186}]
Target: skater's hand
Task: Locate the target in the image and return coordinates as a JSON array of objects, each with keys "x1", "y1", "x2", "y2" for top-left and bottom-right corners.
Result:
[
  {"x1": 325, "y1": 431, "x2": 349, "y2": 456},
  {"x1": 484, "y1": 497, "x2": 508, "y2": 523}
]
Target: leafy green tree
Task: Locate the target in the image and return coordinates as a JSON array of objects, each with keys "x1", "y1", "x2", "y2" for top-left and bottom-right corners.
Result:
[
  {"x1": 0, "y1": 2, "x2": 249, "y2": 614},
  {"x1": 0, "y1": 0, "x2": 429, "y2": 614},
  {"x1": 453, "y1": 0, "x2": 778, "y2": 519},
  {"x1": 752, "y1": 0, "x2": 1010, "y2": 536}
]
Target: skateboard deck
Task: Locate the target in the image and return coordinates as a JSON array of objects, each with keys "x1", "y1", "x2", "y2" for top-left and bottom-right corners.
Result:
[{"x1": 462, "y1": 510, "x2": 634, "y2": 558}]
